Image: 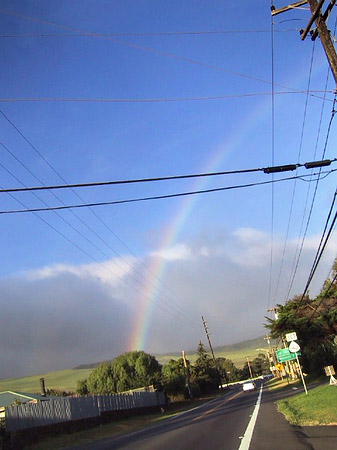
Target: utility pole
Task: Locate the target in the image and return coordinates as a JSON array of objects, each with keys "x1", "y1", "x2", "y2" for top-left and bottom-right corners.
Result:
[
  {"x1": 271, "y1": 0, "x2": 337, "y2": 86},
  {"x1": 246, "y1": 356, "x2": 254, "y2": 379},
  {"x1": 266, "y1": 307, "x2": 279, "y2": 320},
  {"x1": 201, "y1": 316, "x2": 227, "y2": 388},
  {"x1": 182, "y1": 350, "x2": 193, "y2": 399},
  {"x1": 264, "y1": 334, "x2": 277, "y2": 378}
]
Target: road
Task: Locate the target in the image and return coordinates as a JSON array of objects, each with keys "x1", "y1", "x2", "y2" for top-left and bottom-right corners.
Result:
[{"x1": 75, "y1": 381, "x2": 264, "y2": 450}]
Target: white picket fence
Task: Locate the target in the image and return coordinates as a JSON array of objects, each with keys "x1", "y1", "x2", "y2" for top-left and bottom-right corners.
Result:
[{"x1": 5, "y1": 391, "x2": 165, "y2": 432}]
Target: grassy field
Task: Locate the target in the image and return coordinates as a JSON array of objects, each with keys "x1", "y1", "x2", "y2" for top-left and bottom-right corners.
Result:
[
  {"x1": 156, "y1": 335, "x2": 270, "y2": 368},
  {"x1": 276, "y1": 384, "x2": 337, "y2": 425},
  {"x1": 0, "y1": 335, "x2": 269, "y2": 393},
  {"x1": 0, "y1": 368, "x2": 92, "y2": 394}
]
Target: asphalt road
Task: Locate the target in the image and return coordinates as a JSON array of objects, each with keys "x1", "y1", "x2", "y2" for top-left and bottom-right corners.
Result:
[{"x1": 74, "y1": 381, "x2": 263, "y2": 450}]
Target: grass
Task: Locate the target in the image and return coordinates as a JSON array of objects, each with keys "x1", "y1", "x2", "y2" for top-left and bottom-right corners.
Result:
[
  {"x1": 276, "y1": 384, "x2": 337, "y2": 426},
  {"x1": 0, "y1": 336, "x2": 271, "y2": 393},
  {"x1": 0, "y1": 369, "x2": 92, "y2": 394},
  {"x1": 266, "y1": 376, "x2": 302, "y2": 391},
  {"x1": 27, "y1": 396, "x2": 217, "y2": 450},
  {"x1": 157, "y1": 335, "x2": 270, "y2": 368}
]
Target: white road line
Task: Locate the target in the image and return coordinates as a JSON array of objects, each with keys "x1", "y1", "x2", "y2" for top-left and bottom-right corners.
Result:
[{"x1": 238, "y1": 384, "x2": 263, "y2": 450}]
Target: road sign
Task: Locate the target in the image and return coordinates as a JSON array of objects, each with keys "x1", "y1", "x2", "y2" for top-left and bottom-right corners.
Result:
[
  {"x1": 289, "y1": 341, "x2": 300, "y2": 353},
  {"x1": 324, "y1": 365, "x2": 335, "y2": 376},
  {"x1": 286, "y1": 332, "x2": 297, "y2": 342},
  {"x1": 276, "y1": 348, "x2": 300, "y2": 362}
]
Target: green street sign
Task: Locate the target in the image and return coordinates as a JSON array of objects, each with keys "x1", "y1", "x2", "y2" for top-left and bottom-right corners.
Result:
[{"x1": 276, "y1": 348, "x2": 301, "y2": 362}]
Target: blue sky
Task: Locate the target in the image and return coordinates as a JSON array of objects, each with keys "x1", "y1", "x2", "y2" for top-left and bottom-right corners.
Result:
[{"x1": 1, "y1": 1, "x2": 337, "y2": 378}]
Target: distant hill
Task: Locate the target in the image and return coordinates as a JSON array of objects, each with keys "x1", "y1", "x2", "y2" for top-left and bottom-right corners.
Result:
[
  {"x1": 155, "y1": 335, "x2": 273, "y2": 366},
  {"x1": 0, "y1": 335, "x2": 273, "y2": 393}
]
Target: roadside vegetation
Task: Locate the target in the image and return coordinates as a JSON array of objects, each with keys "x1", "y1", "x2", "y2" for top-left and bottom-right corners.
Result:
[
  {"x1": 26, "y1": 394, "x2": 220, "y2": 450},
  {"x1": 265, "y1": 258, "x2": 337, "y2": 379},
  {"x1": 76, "y1": 342, "x2": 270, "y2": 400},
  {"x1": 0, "y1": 336, "x2": 269, "y2": 394},
  {"x1": 276, "y1": 384, "x2": 337, "y2": 425}
]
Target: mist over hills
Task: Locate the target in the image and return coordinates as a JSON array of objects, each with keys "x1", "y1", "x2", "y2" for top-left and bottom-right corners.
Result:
[{"x1": 73, "y1": 335, "x2": 270, "y2": 370}]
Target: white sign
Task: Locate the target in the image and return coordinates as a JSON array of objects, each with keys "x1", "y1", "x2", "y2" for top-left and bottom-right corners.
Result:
[
  {"x1": 286, "y1": 332, "x2": 297, "y2": 342},
  {"x1": 289, "y1": 341, "x2": 300, "y2": 353}
]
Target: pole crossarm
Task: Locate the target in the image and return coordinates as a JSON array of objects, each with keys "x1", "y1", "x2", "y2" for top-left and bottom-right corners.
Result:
[
  {"x1": 310, "y1": 0, "x2": 336, "y2": 40},
  {"x1": 271, "y1": 1, "x2": 308, "y2": 16},
  {"x1": 272, "y1": 0, "x2": 337, "y2": 87},
  {"x1": 300, "y1": 0, "x2": 325, "y2": 40}
]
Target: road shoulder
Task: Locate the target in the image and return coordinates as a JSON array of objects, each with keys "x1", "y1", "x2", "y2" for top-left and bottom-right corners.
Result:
[{"x1": 249, "y1": 390, "x2": 310, "y2": 450}]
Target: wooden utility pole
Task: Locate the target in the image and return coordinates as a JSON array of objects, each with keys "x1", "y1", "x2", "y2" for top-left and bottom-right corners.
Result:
[
  {"x1": 246, "y1": 356, "x2": 254, "y2": 379},
  {"x1": 182, "y1": 350, "x2": 193, "y2": 399},
  {"x1": 202, "y1": 316, "x2": 227, "y2": 388},
  {"x1": 271, "y1": 1, "x2": 337, "y2": 86}
]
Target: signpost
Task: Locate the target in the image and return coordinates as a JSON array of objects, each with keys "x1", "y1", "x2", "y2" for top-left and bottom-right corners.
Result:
[
  {"x1": 324, "y1": 365, "x2": 337, "y2": 385},
  {"x1": 276, "y1": 348, "x2": 300, "y2": 362},
  {"x1": 277, "y1": 332, "x2": 308, "y2": 395},
  {"x1": 288, "y1": 339, "x2": 308, "y2": 395},
  {"x1": 289, "y1": 341, "x2": 300, "y2": 353},
  {"x1": 286, "y1": 332, "x2": 298, "y2": 342}
]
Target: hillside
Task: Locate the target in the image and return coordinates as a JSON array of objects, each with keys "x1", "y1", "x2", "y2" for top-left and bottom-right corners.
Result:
[
  {"x1": 155, "y1": 335, "x2": 271, "y2": 366},
  {"x1": 0, "y1": 369, "x2": 92, "y2": 394},
  {"x1": 0, "y1": 336, "x2": 270, "y2": 393}
]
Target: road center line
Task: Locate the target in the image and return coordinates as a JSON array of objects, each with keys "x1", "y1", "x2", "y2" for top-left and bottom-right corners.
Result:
[
  {"x1": 238, "y1": 384, "x2": 263, "y2": 450},
  {"x1": 192, "y1": 390, "x2": 242, "y2": 422}
]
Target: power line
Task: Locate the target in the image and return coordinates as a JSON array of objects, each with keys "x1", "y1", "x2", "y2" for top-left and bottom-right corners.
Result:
[
  {"x1": 0, "y1": 112, "x2": 202, "y2": 326},
  {"x1": 0, "y1": 111, "x2": 203, "y2": 326},
  {"x1": 294, "y1": 188, "x2": 337, "y2": 316},
  {"x1": 0, "y1": 152, "x2": 202, "y2": 327},
  {"x1": 1, "y1": 169, "x2": 335, "y2": 215},
  {"x1": 0, "y1": 91, "x2": 333, "y2": 103},
  {"x1": 0, "y1": 8, "x2": 329, "y2": 100},
  {"x1": 285, "y1": 97, "x2": 337, "y2": 301},
  {"x1": 1, "y1": 180, "x2": 202, "y2": 331},
  {"x1": 268, "y1": 0, "x2": 276, "y2": 311},
  {"x1": 0, "y1": 29, "x2": 299, "y2": 38},
  {"x1": 307, "y1": 271, "x2": 337, "y2": 322},
  {"x1": 0, "y1": 159, "x2": 334, "y2": 194},
  {"x1": 274, "y1": 66, "x2": 333, "y2": 305},
  {"x1": 283, "y1": 40, "x2": 318, "y2": 301}
]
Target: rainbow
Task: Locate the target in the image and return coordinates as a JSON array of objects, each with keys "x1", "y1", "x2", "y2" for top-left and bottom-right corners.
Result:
[
  {"x1": 127, "y1": 57, "x2": 331, "y2": 351},
  {"x1": 127, "y1": 96, "x2": 272, "y2": 351}
]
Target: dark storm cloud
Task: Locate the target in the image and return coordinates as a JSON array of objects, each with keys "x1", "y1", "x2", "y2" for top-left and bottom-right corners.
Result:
[{"x1": 0, "y1": 273, "x2": 131, "y2": 378}]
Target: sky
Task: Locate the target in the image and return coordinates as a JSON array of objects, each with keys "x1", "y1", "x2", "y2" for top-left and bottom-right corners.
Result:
[{"x1": 1, "y1": 1, "x2": 337, "y2": 379}]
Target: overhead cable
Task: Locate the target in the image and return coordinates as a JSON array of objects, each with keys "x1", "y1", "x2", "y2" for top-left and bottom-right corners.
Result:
[
  {"x1": 0, "y1": 91, "x2": 333, "y2": 103},
  {"x1": 284, "y1": 40, "x2": 317, "y2": 301},
  {"x1": 0, "y1": 29, "x2": 299, "y2": 38},
  {"x1": 307, "y1": 271, "x2": 337, "y2": 322},
  {"x1": 1, "y1": 169, "x2": 335, "y2": 215},
  {"x1": 268, "y1": 0, "x2": 276, "y2": 311},
  {"x1": 0, "y1": 159, "x2": 334, "y2": 194},
  {"x1": 0, "y1": 8, "x2": 329, "y2": 99},
  {"x1": 294, "y1": 188, "x2": 337, "y2": 316},
  {"x1": 0, "y1": 112, "x2": 202, "y2": 325}
]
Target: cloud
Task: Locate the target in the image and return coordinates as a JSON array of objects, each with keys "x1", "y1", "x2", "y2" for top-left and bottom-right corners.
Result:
[
  {"x1": 1, "y1": 226, "x2": 336, "y2": 379},
  {"x1": 25, "y1": 256, "x2": 137, "y2": 286},
  {"x1": 151, "y1": 244, "x2": 192, "y2": 261},
  {"x1": 0, "y1": 273, "x2": 132, "y2": 379}
]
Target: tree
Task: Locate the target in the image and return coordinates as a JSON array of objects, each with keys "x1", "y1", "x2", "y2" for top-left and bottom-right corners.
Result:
[
  {"x1": 87, "y1": 362, "x2": 115, "y2": 394},
  {"x1": 86, "y1": 351, "x2": 162, "y2": 395},
  {"x1": 76, "y1": 379, "x2": 89, "y2": 396},
  {"x1": 192, "y1": 342, "x2": 219, "y2": 393},
  {"x1": 216, "y1": 357, "x2": 240, "y2": 383},
  {"x1": 161, "y1": 358, "x2": 187, "y2": 397},
  {"x1": 265, "y1": 258, "x2": 337, "y2": 376}
]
